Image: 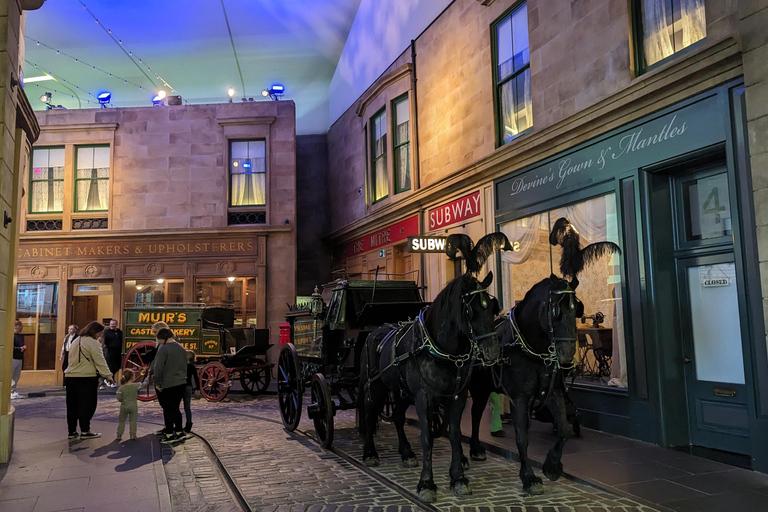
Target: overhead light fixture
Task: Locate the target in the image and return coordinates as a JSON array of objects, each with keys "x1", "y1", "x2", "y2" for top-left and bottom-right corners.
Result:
[
  {"x1": 227, "y1": 87, "x2": 235, "y2": 102},
  {"x1": 227, "y1": 276, "x2": 236, "y2": 282},
  {"x1": 152, "y1": 94, "x2": 164, "y2": 106},
  {"x1": 156, "y1": 278, "x2": 164, "y2": 284},
  {"x1": 262, "y1": 84, "x2": 284, "y2": 100},
  {"x1": 24, "y1": 75, "x2": 54, "y2": 84},
  {"x1": 39, "y1": 91, "x2": 52, "y2": 103},
  {"x1": 157, "y1": 90, "x2": 167, "y2": 100},
  {"x1": 136, "y1": 285, "x2": 144, "y2": 290},
  {"x1": 97, "y1": 91, "x2": 111, "y2": 108}
]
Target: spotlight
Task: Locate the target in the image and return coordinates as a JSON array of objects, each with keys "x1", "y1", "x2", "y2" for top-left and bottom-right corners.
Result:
[
  {"x1": 40, "y1": 91, "x2": 52, "y2": 103},
  {"x1": 227, "y1": 87, "x2": 235, "y2": 103},
  {"x1": 262, "y1": 84, "x2": 285, "y2": 100},
  {"x1": 157, "y1": 90, "x2": 167, "y2": 100},
  {"x1": 152, "y1": 94, "x2": 164, "y2": 106},
  {"x1": 97, "y1": 91, "x2": 111, "y2": 108}
]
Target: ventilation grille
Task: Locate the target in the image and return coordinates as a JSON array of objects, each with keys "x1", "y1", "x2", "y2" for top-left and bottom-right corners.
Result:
[
  {"x1": 228, "y1": 211, "x2": 266, "y2": 225},
  {"x1": 27, "y1": 219, "x2": 63, "y2": 231},
  {"x1": 73, "y1": 218, "x2": 108, "y2": 230}
]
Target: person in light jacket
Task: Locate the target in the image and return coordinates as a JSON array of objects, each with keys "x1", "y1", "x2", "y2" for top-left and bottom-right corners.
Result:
[
  {"x1": 153, "y1": 328, "x2": 189, "y2": 445},
  {"x1": 65, "y1": 321, "x2": 114, "y2": 439}
]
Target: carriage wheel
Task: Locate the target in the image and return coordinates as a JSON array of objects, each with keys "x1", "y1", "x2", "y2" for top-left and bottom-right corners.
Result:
[
  {"x1": 200, "y1": 362, "x2": 230, "y2": 402},
  {"x1": 278, "y1": 343, "x2": 302, "y2": 431},
  {"x1": 240, "y1": 359, "x2": 271, "y2": 395},
  {"x1": 122, "y1": 342, "x2": 157, "y2": 402},
  {"x1": 309, "y1": 373, "x2": 335, "y2": 449},
  {"x1": 380, "y1": 391, "x2": 395, "y2": 422}
]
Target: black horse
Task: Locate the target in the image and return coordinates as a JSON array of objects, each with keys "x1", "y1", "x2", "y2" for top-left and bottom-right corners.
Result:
[
  {"x1": 359, "y1": 233, "x2": 511, "y2": 503},
  {"x1": 467, "y1": 218, "x2": 620, "y2": 495}
]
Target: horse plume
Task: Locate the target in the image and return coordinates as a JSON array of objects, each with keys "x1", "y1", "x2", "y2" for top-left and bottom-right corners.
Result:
[
  {"x1": 549, "y1": 217, "x2": 621, "y2": 281},
  {"x1": 447, "y1": 232, "x2": 513, "y2": 273}
]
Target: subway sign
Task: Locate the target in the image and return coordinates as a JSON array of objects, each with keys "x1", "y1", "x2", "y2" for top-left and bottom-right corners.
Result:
[{"x1": 407, "y1": 236, "x2": 448, "y2": 253}]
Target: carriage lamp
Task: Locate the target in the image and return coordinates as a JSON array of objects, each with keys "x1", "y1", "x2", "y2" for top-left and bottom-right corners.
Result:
[{"x1": 310, "y1": 285, "x2": 324, "y2": 318}]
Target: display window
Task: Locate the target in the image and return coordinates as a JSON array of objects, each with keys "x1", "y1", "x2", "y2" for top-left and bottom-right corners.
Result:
[
  {"x1": 124, "y1": 279, "x2": 184, "y2": 305},
  {"x1": 195, "y1": 278, "x2": 258, "y2": 326},
  {"x1": 16, "y1": 282, "x2": 59, "y2": 370},
  {"x1": 499, "y1": 193, "x2": 626, "y2": 389}
]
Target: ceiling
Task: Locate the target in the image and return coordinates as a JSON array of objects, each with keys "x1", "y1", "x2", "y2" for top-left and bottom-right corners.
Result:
[{"x1": 22, "y1": 0, "x2": 362, "y2": 134}]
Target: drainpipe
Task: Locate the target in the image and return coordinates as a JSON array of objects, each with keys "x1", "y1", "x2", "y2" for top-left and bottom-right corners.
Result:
[{"x1": 411, "y1": 39, "x2": 420, "y2": 191}]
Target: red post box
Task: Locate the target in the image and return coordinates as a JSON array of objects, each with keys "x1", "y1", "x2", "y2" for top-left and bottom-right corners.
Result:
[{"x1": 279, "y1": 322, "x2": 291, "y2": 347}]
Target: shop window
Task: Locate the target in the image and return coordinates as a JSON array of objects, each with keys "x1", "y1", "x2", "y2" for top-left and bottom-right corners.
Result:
[
  {"x1": 75, "y1": 146, "x2": 110, "y2": 212},
  {"x1": 392, "y1": 95, "x2": 410, "y2": 193},
  {"x1": 493, "y1": 2, "x2": 532, "y2": 146},
  {"x1": 371, "y1": 108, "x2": 388, "y2": 203},
  {"x1": 196, "y1": 278, "x2": 258, "y2": 326},
  {"x1": 499, "y1": 193, "x2": 626, "y2": 389},
  {"x1": 634, "y1": 0, "x2": 706, "y2": 71},
  {"x1": 229, "y1": 140, "x2": 266, "y2": 207},
  {"x1": 16, "y1": 282, "x2": 59, "y2": 370},
  {"x1": 30, "y1": 147, "x2": 65, "y2": 213},
  {"x1": 124, "y1": 279, "x2": 184, "y2": 305}
]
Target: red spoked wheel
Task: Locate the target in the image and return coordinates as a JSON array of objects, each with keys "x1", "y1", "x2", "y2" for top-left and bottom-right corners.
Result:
[
  {"x1": 122, "y1": 342, "x2": 157, "y2": 402},
  {"x1": 200, "y1": 362, "x2": 230, "y2": 402}
]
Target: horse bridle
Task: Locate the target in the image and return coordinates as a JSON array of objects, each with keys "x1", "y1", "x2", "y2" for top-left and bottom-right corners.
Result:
[{"x1": 507, "y1": 285, "x2": 579, "y2": 371}]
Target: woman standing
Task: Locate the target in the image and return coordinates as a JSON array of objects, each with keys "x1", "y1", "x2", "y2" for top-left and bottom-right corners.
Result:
[
  {"x1": 59, "y1": 324, "x2": 79, "y2": 385},
  {"x1": 65, "y1": 321, "x2": 114, "y2": 439},
  {"x1": 153, "y1": 328, "x2": 189, "y2": 445}
]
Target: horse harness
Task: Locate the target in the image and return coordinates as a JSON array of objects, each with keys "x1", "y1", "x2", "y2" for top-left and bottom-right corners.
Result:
[
  {"x1": 501, "y1": 286, "x2": 579, "y2": 410},
  {"x1": 365, "y1": 285, "x2": 498, "y2": 400}
]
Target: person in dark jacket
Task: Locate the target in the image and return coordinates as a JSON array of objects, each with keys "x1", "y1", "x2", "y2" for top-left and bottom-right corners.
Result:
[
  {"x1": 154, "y1": 328, "x2": 189, "y2": 445},
  {"x1": 103, "y1": 319, "x2": 123, "y2": 386},
  {"x1": 12, "y1": 320, "x2": 27, "y2": 399}
]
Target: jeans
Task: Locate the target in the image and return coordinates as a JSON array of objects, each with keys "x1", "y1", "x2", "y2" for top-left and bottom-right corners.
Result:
[
  {"x1": 117, "y1": 402, "x2": 138, "y2": 438},
  {"x1": 183, "y1": 385, "x2": 193, "y2": 425},
  {"x1": 11, "y1": 359, "x2": 22, "y2": 390},
  {"x1": 66, "y1": 376, "x2": 99, "y2": 434},
  {"x1": 158, "y1": 384, "x2": 186, "y2": 433}
]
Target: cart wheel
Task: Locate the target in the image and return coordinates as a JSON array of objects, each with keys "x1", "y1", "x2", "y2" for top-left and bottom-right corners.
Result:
[
  {"x1": 122, "y1": 342, "x2": 157, "y2": 402},
  {"x1": 308, "y1": 373, "x2": 334, "y2": 449},
  {"x1": 380, "y1": 391, "x2": 395, "y2": 422},
  {"x1": 240, "y1": 359, "x2": 271, "y2": 395},
  {"x1": 278, "y1": 343, "x2": 302, "y2": 431},
  {"x1": 200, "y1": 362, "x2": 230, "y2": 402}
]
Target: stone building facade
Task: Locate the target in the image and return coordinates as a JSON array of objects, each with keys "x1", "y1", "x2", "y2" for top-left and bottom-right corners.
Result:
[
  {"x1": 16, "y1": 101, "x2": 297, "y2": 387},
  {"x1": 325, "y1": 0, "x2": 768, "y2": 472}
]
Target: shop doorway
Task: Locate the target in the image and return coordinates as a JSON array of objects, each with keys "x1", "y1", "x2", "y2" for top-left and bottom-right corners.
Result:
[
  {"x1": 71, "y1": 282, "x2": 114, "y2": 328},
  {"x1": 649, "y1": 162, "x2": 752, "y2": 458}
]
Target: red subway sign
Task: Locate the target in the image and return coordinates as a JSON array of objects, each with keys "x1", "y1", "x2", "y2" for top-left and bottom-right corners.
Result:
[{"x1": 428, "y1": 191, "x2": 481, "y2": 231}]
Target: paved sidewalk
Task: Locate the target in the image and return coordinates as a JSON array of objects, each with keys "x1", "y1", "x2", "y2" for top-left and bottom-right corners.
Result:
[{"x1": 0, "y1": 414, "x2": 170, "y2": 512}]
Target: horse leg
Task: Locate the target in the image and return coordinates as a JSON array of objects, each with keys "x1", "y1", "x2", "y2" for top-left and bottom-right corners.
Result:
[
  {"x1": 469, "y1": 382, "x2": 491, "y2": 461},
  {"x1": 393, "y1": 396, "x2": 418, "y2": 467},
  {"x1": 542, "y1": 386, "x2": 570, "y2": 481},
  {"x1": 447, "y1": 399, "x2": 471, "y2": 497},
  {"x1": 362, "y1": 385, "x2": 383, "y2": 466},
  {"x1": 511, "y1": 396, "x2": 543, "y2": 495},
  {"x1": 414, "y1": 394, "x2": 437, "y2": 503}
]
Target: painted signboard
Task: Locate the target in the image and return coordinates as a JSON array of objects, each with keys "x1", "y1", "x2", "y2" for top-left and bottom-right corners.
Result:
[
  {"x1": 343, "y1": 215, "x2": 419, "y2": 258},
  {"x1": 428, "y1": 191, "x2": 481, "y2": 231},
  {"x1": 123, "y1": 307, "x2": 218, "y2": 354}
]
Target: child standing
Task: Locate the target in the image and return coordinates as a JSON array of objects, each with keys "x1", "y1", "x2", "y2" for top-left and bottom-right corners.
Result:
[
  {"x1": 116, "y1": 369, "x2": 141, "y2": 441},
  {"x1": 184, "y1": 350, "x2": 200, "y2": 433}
]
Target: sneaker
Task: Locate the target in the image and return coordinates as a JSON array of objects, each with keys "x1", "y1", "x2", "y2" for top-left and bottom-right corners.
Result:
[
  {"x1": 490, "y1": 429, "x2": 506, "y2": 438},
  {"x1": 80, "y1": 431, "x2": 101, "y2": 439},
  {"x1": 10, "y1": 391, "x2": 23, "y2": 400},
  {"x1": 68, "y1": 432, "x2": 79, "y2": 439},
  {"x1": 154, "y1": 429, "x2": 168, "y2": 436},
  {"x1": 159, "y1": 432, "x2": 183, "y2": 445},
  {"x1": 98, "y1": 385, "x2": 106, "y2": 390}
]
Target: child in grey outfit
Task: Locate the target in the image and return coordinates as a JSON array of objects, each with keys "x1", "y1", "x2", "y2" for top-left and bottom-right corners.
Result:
[{"x1": 116, "y1": 369, "x2": 141, "y2": 440}]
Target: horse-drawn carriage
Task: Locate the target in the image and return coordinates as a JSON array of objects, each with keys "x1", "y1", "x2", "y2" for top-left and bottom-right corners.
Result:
[
  {"x1": 121, "y1": 303, "x2": 273, "y2": 402},
  {"x1": 278, "y1": 277, "x2": 428, "y2": 448}
]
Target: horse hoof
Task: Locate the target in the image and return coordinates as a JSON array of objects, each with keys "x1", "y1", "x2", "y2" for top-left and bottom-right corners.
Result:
[
  {"x1": 470, "y1": 451, "x2": 486, "y2": 461},
  {"x1": 524, "y1": 482, "x2": 544, "y2": 496},
  {"x1": 402, "y1": 457, "x2": 418, "y2": 468},
  {"x1": 364, "y1": 457, "x2": 380, "y2": 467},
  {"x1": 452, "y1": 479, "x2": 472, "y2": 497},
  {"x1": 418, "y1": 489, "x2": 437, "y2": 503},
  {"x1": 543, "y1": 461, "x2": 563, "y2": 481}
]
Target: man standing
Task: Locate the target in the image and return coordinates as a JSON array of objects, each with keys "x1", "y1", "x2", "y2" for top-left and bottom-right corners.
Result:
[
  {"x1": 12, "y1": 320, "x2": 26, "y2": 399},
  {"x1": 103, "y1": 319, "x2": 123, "y2": 387}
]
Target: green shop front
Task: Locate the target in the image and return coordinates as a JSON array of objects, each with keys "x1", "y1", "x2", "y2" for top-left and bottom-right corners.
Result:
[{"x1": 494, "y1": 80, "x2": 768, "y2": 471}]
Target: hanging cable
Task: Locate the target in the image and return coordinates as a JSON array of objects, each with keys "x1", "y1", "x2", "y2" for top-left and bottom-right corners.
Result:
[{"x1": 220, "y1": 0, "x2": 247, "y2": 98}]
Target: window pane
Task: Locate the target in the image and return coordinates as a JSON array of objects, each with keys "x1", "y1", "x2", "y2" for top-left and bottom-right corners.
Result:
[
  {"x1": 123, "y1": 279, "x2": 184, "y2": 305},
  {"x1": 395, "y1": 98, "x2": 410, "y2": 127},
  {"x1": 76, "y1": 178, "x2": 109, "y2": 211},
  {"x1": 497, "y1": 17, "x2": 513, "y2": 81},
  {"x1": 682, "y1": 172, "x2": 731, "y2": 241},
  {"x1": 32, "y1": 148, "x2": 64, "y2": 169},
  {"x1": 373, "y1": 157, "x2": 388, "y2": 201},
  {"x1": 230, "y1": 140, "x2": 266, "y2": 207},
  {"x1": 16, "y1": 282, "x2": 59, "y2": 371},
  {"x1": 31, "y1": 181, "x2": 64, "y2": 212},
  {"x1": 31, "y1": 148, "x2": 65, "y2": 213},
  {"x1": 76, "y1": 147, "x2": 110, "y2": 212},
  {"x1": 642, "y1": 0, "x2": 705, "y2": 67},
  {"x1": 511, "y1": 3, "x2": 530, "y2": 71},
  {"x1": 395, "y1": 144, "x2": 410, "y2": 192},
  {"x1": 231, "y1": 173, "x2": 266, "y2": 206},
  {"x1": 499, "y1": 67, "x2": 532, "y2": 143},
  {"x1": 196, "y1": 278, "x2": 251, "y2": 325}
]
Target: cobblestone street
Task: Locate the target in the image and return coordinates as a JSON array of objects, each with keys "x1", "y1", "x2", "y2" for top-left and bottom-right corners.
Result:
[{"x1": 11, "y1": 392, "x2": 657, "y2": 512}]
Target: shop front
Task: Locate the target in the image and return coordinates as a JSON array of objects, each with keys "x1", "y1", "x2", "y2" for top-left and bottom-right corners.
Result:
[
  {"x1": 16, "y1": 231, "x2": 269, "y2": 386},
  {"x1": 494, "y1": 79, "x2": 768, "y2": 468}
]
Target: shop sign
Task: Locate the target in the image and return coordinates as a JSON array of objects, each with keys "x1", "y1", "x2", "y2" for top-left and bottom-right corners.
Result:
[
  {"x1": 18, "y1": 238, "x2": 257, "y2": 261},
  {"x1": 428, "y1": 191, "x2": 481, "y2": 231},
  {"x1": 496, "y1": 94, "x2": 725, "y2": 213},
  {"x1": 343, "y1": 215, "x2": 419, "y2": 258},
  {"x1": 407, "y1": 236, "x2": 447, "y2": 253}
]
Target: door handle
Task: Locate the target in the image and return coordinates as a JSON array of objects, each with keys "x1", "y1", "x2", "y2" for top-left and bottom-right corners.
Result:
[{"x1": 683, "y1": 357, "x2": 691, "y2": 364}]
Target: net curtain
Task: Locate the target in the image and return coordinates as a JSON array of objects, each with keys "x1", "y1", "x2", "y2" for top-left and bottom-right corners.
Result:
[
  {"x1": 76, "y1": 146, "x2": 110, "y2": 211},
  {"x1": 642, "y1": 0, "x2": 706, "y2": 66},
  {"x1": 231, "y1": 141, "x2": 266, "y2": 206}
]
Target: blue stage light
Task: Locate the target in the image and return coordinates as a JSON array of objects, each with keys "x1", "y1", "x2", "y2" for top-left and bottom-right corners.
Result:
[{"x1": 97, "y1": 92, "x2": 111, "y2": 107}]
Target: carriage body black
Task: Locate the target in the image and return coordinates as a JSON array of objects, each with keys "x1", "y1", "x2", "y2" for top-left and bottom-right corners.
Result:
[{"x1": 280, "y1": 278, "x2": 428, "y2": 447}]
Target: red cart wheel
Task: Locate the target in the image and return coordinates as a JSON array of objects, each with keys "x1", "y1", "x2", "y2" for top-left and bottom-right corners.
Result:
[
  {"x1": 122, "y1": 342, "x2": 157, "y2": 402},
  {"x1": 200, "y1": 362, "x2": 230, "y2": 402}
]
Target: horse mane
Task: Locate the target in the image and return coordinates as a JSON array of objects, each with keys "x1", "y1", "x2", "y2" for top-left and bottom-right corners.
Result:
[{"x1": 424, "y1": 273, "x2": 473, "y2": 338}]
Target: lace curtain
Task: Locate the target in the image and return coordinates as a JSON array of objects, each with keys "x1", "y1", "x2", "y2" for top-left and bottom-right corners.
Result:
[
  {"x1": 642, "y1": 0, "x2": 706, "y2": 67},
  {"x1": 395, "y1": 120, "x2": 410, "y2": 191},
  {"x1": 231, "y1": 141, "x2": 266, "y2": 206}
]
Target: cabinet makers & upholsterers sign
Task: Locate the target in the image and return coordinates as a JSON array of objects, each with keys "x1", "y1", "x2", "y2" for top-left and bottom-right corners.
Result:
[{"x1": 19, "y1": 237, "x2": 258, "y2": 260}]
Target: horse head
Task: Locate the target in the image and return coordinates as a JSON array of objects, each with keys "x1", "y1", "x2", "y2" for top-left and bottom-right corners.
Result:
[
  {"x1": 515, "y1": 275, "x2": 581, "y2": 368},
  {"x1": 461, "y1": 271, "x2": 501, "y2": 364}
]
